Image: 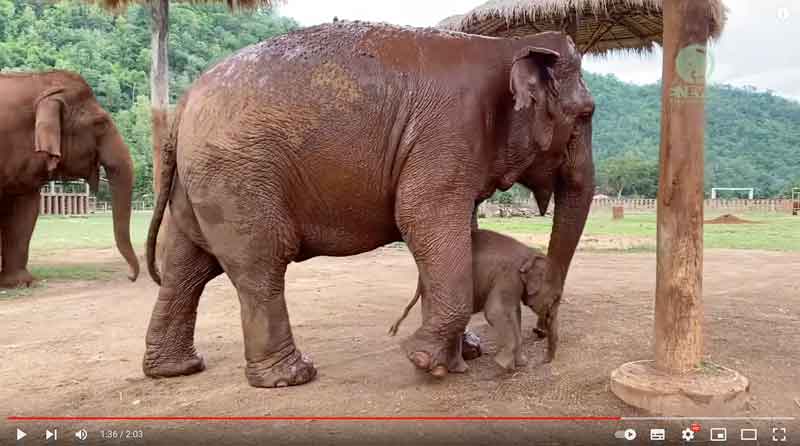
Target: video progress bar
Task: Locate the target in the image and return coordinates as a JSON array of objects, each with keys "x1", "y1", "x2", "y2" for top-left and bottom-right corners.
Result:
[{"x1": 621, "y1": 417, "x2": 796, "y2": 421}]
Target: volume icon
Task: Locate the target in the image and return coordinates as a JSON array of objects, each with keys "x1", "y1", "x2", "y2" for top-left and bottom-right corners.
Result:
[{"x1": 75, "y1": 429, "x2": 88, "y2": 441}]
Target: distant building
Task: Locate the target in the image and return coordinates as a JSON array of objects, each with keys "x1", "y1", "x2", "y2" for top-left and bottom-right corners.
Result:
[{"x1": 593, "y1": 194, "x2": 611, "y2": 200}]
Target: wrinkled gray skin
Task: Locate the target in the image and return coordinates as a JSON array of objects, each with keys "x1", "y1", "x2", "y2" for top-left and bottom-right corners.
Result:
[
  {"x1": 144, "y1": 21, "x2": 594, "y2": 387},
  {"x1": 389, "y1": 229, "x2": 562, "y2": 370}
]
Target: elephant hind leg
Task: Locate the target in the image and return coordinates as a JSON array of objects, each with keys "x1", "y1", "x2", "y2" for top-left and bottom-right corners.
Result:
[
  {"x1": 200, "y1": 207, "x2": 316, "y2": 388},
  {"x1": 0, "y1": 192, "x2": 39, "y2": 288},
  {"x1": 143, "y1": 223, "x2": 222, "y2": 378}
]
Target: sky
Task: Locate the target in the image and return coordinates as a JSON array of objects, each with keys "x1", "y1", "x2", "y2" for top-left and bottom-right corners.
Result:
[{"x1": 277, "y1": 0, "x2": 800, "y2": 102}]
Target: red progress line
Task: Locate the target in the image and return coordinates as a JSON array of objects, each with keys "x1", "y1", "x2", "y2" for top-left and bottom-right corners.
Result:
[{"x1": 8, "y1": 416, "x2": 621, "y2": 421}]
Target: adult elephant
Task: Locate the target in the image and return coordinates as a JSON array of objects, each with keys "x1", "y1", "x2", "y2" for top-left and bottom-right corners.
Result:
[
  {"x1": 144, "y1": 22, "x2": 594, "y2": 387},
  {"x1": 0, "y1": 70, "x2": 140, "y2": 287}
]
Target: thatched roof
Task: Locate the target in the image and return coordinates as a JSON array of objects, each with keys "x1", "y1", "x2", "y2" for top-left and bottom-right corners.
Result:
[
  {"x1": 438, "y1": 0, "x2": 727, "y2": 55},
  {"x1": 438, "y1": 13, "x2": 467, "y2": 29},
  {"x1": 91, "y1": 0, "x2": 281, "y2": 12}
]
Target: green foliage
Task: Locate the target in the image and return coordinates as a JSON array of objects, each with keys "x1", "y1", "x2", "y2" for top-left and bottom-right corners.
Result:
[
  {"x1": 596, "y1": 151, "x2": 659, "y2": 198},
  {"x1": 489, "y1": 184, "x2": 531, "y2": 204},
  {"x1": 586, "y1": 72, "x2": 800, "y2": 198},
  {"x1": 1, "y1": 0, "x2": 297, "y2": 199}
]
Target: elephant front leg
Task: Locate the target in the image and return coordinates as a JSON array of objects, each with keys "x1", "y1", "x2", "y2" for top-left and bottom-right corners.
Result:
[
  {"x1": 484, "y1": 297, "x2": 524, "y2": 371},
  {"x1": 421, "y1": 292, "x2": 469, "y2": 374},
  {"x1": 143, "y1": 226, "x2": 222, "y2": 378},
  {"x1": 397, "y1": 205, "x2": 473, "y2": 377},
  {"x1": 0, "y1": 192, "x2": 40, "y2": 288}
]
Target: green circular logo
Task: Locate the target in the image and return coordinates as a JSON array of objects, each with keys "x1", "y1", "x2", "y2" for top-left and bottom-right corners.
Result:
[{"x1": 676, "y1": 44, "x2": 713, "y2": 84}]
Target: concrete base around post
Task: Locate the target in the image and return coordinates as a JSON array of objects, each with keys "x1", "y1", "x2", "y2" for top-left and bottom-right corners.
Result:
[{"x1": 610, "y1": 360, "x2": 749, "y2": 416}]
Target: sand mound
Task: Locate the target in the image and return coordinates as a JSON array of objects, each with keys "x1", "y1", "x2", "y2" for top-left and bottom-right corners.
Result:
[{"x1": 705, "y1": 214, "x2": 760, "y2": 224}]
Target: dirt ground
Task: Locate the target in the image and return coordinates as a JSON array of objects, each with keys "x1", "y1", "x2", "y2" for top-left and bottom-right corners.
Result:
[{"x1": 2, "y1": 241, "x2": 799, "y2": 445}]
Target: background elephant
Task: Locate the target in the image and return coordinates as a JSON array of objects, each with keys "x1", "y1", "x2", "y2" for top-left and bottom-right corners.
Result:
[
  {"x1": 144, "y1": 21, "x2": 594, "y2": 387},
  {"x1": 0, "y1": 70, "x2": 139, "y2": 287},
  {"x1": 389, "y1": 229, "x2": 563, "y2": 370}
]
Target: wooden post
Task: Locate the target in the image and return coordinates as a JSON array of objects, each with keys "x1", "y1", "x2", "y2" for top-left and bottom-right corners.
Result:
[
  {"x1": 149, "y1": 0, "x2": 169, "y2": 197},
  {"x1": 654, "y1": 0, "x2": 710, "y2": 374},
  {"x1": 149, "y1": 0, "x2": 171, "y2": 272}
]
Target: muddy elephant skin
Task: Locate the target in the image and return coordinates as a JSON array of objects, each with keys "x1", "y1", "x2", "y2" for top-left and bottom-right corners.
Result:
[
  {"x1": 0, "y1": 70, "x2": 139, "y2": 288},
  {"x1": 144, "y1": 21, "x2": 595, "y2": 387},
  {"x1": 389, "y1": 229, "x2": 563, "y2": 370}
]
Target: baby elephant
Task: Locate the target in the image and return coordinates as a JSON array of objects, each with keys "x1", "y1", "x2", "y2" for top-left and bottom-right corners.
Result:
[{"x1": 389, "y1": 229, "x2": 563, "y2": 370}]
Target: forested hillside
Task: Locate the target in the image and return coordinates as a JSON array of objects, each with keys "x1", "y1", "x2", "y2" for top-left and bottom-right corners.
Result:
[
  {"x1": 2, "y1": 0, "x2": 798, "y2": 199},
  {"x1": 588, "y1": 72, "x2": 800, "y2": 198}
]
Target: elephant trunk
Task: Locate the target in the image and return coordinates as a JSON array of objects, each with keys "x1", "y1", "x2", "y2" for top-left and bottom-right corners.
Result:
[
  {"x1": 545, "y1": 302, "x2": 560, "y2": 362},
  {"x1": 98, "y1": 124, "x2": 140, "y2": 281},
  {"x1": 533, "y1": 184, "x2": 553, "y2": 217},
  {"x1": 547, "y1": 119, "x2": 594, "y2": 286}
]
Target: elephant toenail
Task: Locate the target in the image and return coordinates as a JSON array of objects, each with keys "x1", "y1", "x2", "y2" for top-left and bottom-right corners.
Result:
[
  {"x1": 430, "y1": 365, "x2": 448, "y2": 378},
  {"x1": 410, "y1": 351, "x2": 431, "y2": 369}
]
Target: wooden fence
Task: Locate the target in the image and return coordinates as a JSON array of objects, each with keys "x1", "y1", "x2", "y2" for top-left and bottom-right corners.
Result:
[
  {"x1": 591, "y1": 198, "x2": 794, "y2": 213},
  {"x1": 40, "y1": 181, "x2": 93, "y2": 216},
  {"x1": 479, "y1": 197, "x2": 796, "y2": 216}
]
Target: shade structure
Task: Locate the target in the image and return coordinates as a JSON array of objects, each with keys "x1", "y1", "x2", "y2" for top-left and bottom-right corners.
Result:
[{"x1": 438, "y1": 0, "x2": 726, "y2": 55}]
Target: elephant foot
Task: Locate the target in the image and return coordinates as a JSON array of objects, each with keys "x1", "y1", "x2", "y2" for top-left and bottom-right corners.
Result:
[
  {"x1": 0, "y1": 269, "x2": 35, "y2": 288},
  {"x1": 246, "y1": 348, "x2": 317, "y2": 388},
  {"x1": 401, "y1": 331, "x2": 456, "y2": 378},
  {"x1": 494, "y1": 349, "x2": 516, "y2": 371},
  {"x1": 461, "y1": 330, "x2": 482, "y2": 361},
  {"x1": 143, "y1": 350, "x2": 206, "y2": 379}
]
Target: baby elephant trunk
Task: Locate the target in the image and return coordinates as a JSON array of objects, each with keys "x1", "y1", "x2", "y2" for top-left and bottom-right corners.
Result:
[{"x1": 544, "y1": 302, "x2": 560, "y2": 363}]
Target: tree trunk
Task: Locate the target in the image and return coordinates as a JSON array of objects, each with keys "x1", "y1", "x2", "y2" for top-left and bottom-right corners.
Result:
[
  {"x1": 150, "y1": 0, "x2": 170, "y2": 272},
  {"x1": 654, "y1": 0, "x2": 710, "y2": 374}
]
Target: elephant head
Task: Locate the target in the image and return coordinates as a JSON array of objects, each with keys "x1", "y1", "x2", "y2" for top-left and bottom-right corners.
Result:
[
  {"x1": 503, "y1": 33, "x2": 595, "y2": 290},
  {"x1": 34, "y1": 72, "x2": 139, "y2": 281}
]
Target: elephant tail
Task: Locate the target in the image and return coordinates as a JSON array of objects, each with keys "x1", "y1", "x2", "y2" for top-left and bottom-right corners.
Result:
[
  {"x1": 146, "y1": 101, "x2": 184, "y2": 286},
  {"x1": 388, "y1": 280, "x2": 423, "y2": 336}
]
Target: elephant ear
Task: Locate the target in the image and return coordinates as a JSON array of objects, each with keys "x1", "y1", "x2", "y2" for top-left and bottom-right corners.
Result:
[
  {"x1": 519, "y1": 255, "x2": 548, "y2": 298},
  {"x1": 509, "y1": 46, "x2": 561, "y2": 153},
  {"x1": 34, "y1": 87, "x2": 67, "y2": 173}
]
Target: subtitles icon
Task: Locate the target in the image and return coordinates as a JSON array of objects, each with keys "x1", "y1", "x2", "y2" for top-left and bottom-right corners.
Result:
[{"x1": 650, "y1": 428, "x2": 666, "y2": 441}]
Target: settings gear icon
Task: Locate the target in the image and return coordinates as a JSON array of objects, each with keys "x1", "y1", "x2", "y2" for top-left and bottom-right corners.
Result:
[{"x1": 682, "y1": 428, "x2": 695, "y2": 442}]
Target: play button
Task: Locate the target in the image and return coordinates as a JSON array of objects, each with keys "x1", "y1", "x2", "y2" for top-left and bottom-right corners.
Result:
[{"x1": 16, "y1": 429, "x2": 26, "y2": 441}]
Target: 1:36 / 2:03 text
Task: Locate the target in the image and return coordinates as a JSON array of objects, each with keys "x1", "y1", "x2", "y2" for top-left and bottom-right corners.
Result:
[{"x1": 99, "y1": 429, "x2": 145, "y2": 440}]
